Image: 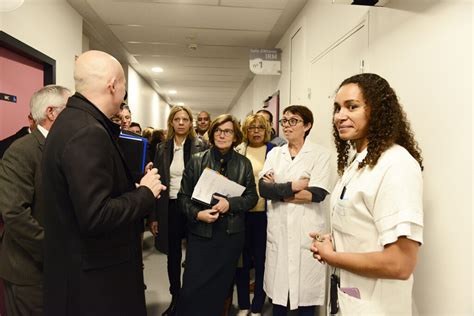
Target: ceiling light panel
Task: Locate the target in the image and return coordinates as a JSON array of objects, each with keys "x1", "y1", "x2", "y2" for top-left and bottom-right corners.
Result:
[
  {"x1": 124, "y1": 42, "x2": 250, "y2": 59},
  {"x1": 113, "y1": 0, "x2": 218, "y2": 4},
  {"x1": 221, "y1": 0, "x2": 288, "y2": 9},
  {"x1": 89, "y1": 0, "x2": 281, "y2": 31},
  {"x1": 109, "y1": 25, "x2": 270, "y2": 47},
  {"x1": 135, "y1": 56, "x2": 248, "y2": 68}
]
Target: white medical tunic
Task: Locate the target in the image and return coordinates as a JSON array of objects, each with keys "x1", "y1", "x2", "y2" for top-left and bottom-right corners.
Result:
[
  {"x1": 260, "y1": 141, "x2": 331, "y2": 309},
  {"x1": 331, "y1": 145, "x2": 423, "y2": 315}
]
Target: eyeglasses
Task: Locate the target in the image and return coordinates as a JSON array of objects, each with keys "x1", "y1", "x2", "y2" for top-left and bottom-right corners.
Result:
[
  {"x1": 279, "y1": 118, "x2": 303, "y2": 127},
  {"x1": 214, "y1": 128, "x2": 234, "y2": 137},
  {"x1": 247, "y1": 125, "x2": 265, "y2": 132},
  {"x1": 197, "y1": 117, "x2": 209, "y2": 122}
]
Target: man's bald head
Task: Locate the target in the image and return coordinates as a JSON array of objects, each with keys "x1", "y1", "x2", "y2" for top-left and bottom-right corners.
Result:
[{"x1": 74, "y1": 50, "x2": 126, "y2": 117}]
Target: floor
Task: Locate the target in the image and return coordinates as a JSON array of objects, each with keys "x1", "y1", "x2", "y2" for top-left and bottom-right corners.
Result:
[{"x1": 142, "y1": 232, "x2": 320, "y2": 316}]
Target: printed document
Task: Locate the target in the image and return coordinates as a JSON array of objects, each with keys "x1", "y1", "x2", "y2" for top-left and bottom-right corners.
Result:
[{"x1": 191, "y1": 168, "x2": 246, "y2": 206}]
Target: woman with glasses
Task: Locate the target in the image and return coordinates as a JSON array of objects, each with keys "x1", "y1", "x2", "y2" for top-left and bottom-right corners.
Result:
[
  {"x1": 148, "y1": 106, "x2": 207, "y2": 316},
  {"x1": 259, "y1": 105, "x2": 331, "y2": 316},
  {"x1": 234, "y1": 114, "x2": 275, "y2": 316},
  {"x1": 311, "y1": 74, "x2": 423, "y2": 315},
  {"x1": 176, "y1": 114, "x2": 258, "y2": 316}
]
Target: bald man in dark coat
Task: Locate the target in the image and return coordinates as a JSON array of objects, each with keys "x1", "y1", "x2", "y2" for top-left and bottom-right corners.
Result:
[{"x1": 40, "y1": 50, "x2": 165, "y2": 316}]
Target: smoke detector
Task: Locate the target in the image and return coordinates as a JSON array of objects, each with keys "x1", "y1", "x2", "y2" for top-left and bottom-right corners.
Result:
[{"x1": 188, "y1": 43, "x2": 198, "y2": 51}]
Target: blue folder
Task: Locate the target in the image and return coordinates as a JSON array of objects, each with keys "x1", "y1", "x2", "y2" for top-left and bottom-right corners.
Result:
[{"x1": 118, "y1": 132, "x2": 148, "y2": 183}]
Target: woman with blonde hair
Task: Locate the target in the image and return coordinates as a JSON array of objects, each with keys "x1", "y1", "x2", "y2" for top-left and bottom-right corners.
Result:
[
  {"x1": 148, "y1": 106, "x2": 207, "y2": 316},
  {"x1": 234, "y1": 113, "x2": 275, "y2": 316}
]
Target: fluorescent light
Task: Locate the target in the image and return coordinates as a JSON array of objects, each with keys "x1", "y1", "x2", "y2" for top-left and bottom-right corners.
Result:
[
  {"x1": 168, "y1": 90, "x2": 177, "y2": 95},
  {"x1": 0, "y1": 0, "x2": 24, "y2": 12},
  {"x1": 151, "y1": 67, "x2": 163, "y2": 73},
  {"x1": 176, "y1": 102, "x2": 184, "y2": 106}
]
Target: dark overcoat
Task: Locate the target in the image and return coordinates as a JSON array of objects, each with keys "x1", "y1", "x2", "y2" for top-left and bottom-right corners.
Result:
[{"x1": 40, "y1": 93, "x2": 155, "y2": 316}]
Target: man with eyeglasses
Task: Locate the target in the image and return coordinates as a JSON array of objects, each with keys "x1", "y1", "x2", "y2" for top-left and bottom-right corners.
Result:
[
  {"x1": 256, "y1": 109, "x2": 286, "y2": 146},
  {"x1": 0, "y1": 85, "x2": 71, "y2": 316}
]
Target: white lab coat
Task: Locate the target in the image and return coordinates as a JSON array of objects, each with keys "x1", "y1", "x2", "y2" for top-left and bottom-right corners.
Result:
[
  {"x1": 260, "y1": 140, "x2": 331, "y2": 309},
  {"x1": 331, "y1": 145, "x2": 423, "y2": 316}
]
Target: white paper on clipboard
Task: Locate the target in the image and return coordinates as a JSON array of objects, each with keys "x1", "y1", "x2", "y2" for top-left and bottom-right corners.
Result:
[{"x1": 191, "y1": 168, "x2": 246, "y2": 206}]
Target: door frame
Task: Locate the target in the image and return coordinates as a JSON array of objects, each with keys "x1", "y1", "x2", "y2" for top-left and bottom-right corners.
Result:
[{"x1": 0, "y1": 31, "x2": 55, "y2": 85}]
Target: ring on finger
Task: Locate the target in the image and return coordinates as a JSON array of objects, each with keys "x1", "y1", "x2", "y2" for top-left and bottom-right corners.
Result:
[{"x1": 314, "y1": 235, "x2": 325, "y2": 242}]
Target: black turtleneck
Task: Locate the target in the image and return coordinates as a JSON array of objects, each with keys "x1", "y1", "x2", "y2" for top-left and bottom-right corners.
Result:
[{"x1": 211, "y1": 146, "x2": 233, "y2": 176}]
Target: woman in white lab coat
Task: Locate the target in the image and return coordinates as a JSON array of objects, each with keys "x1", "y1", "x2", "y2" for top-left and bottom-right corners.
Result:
[
  {"x1": 311, "y1": 73, "x2": 424, "y2": 316},
  {"x1": 259, "y1": 105, "x2": 331, "y2": 316}
]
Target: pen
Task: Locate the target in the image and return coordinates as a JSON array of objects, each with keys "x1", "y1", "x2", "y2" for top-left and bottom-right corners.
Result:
[{"x1": 340, "y1": 186, "x2": 346, "y2": 199}]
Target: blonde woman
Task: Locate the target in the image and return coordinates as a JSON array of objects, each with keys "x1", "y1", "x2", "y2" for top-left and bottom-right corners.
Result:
[{"x1": 148, "y1": 106, "x2": 207, "y2": 316}]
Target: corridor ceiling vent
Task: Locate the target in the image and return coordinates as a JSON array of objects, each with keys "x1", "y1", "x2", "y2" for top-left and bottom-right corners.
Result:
[{"x1": 0, "y1": 0, "x2": 24, "y2": 12}]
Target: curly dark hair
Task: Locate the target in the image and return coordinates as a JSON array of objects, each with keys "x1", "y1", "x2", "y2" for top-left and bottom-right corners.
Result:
[{"x1": 333, "y1": 73, "x2": 423, "y2": 176}]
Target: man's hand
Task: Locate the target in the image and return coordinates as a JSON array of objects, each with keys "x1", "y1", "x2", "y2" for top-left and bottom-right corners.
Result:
[
  {"x1": 149, "y1": 221, "x2": 158, "y2": 236},
  {"x1": 139, "y1": 168, "x2": 166, "y2": 198},
  {"x1": 144, "y1": 162, "x2": 154, "y2": 174}
]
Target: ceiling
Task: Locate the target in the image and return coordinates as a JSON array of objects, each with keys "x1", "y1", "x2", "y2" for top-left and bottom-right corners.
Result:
[{"x1": 67, "y1": 0, "x2": 309, "y2": 114}]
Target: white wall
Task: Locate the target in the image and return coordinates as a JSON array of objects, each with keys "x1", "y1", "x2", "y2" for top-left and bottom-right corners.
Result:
[
  {"x1": 367, "y1": 2, "x2": 471, "y2": 315},
  {"x1": 127, "y1": 66, "x2": 170, "y2": 129},
  {"x1": 0, "y1": 0, "x2": 83, "y2": 90},
  {"x1": 231, "y1": 0, "x2": 473, "y2": 314},
  {"x1": 230, "y1": 75, "x2": 280, "y2": 120},
  {"x1": 82, "y1": 34, "x2": 90, "y2": 53}
]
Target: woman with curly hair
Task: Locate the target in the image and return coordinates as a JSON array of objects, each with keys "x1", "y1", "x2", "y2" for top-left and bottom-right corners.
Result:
[{"x1": 311, "y1": 73, "x2": 424, "y2": 315}]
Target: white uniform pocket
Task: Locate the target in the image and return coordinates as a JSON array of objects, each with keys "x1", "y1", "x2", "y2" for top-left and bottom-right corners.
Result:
[{"x1": 336, "y1": 287, "x2": 384, "y2": 316}]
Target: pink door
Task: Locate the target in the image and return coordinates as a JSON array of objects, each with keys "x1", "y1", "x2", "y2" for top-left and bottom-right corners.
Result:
[{"x1": 0, "y1": 47, "x2": 44, "y2": 139}]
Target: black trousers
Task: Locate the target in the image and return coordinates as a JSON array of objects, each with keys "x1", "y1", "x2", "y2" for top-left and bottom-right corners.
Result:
[
  {"x1": 235, "y1": 211, "x2": 267, "y2": 313},
  {"x1": 167, "y1": 199, "x2": 187, "y2": 296}
]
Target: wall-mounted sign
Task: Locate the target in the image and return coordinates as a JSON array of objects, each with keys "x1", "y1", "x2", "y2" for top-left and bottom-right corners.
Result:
[
  {"x1": 249, "y1": 48, "x2": 281, "y2": 75},
  {"x1": 0, "y1": 93, "x2": 17, "y2": 103}
]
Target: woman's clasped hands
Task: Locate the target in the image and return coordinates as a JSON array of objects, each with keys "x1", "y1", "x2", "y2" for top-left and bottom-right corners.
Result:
[
  {"x1": 309, "y1": 232, "x2": 334, "y2": 264},
  {"x1": 197, "y1": 195, "x2": 230, "y2": 224}
]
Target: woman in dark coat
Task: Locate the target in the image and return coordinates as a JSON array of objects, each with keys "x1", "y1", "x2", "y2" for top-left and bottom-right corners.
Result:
[
  {"x1": 148, "y1": 106, "x2": 207, "y2": 315},
  {"x1": 176, "y1": 114, "x2": 258, "y2": 316}
]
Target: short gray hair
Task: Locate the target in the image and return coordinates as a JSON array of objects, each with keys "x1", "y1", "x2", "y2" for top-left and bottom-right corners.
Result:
[{"x1": 30, "y1": 85, "x2": 71, "y2": 124}]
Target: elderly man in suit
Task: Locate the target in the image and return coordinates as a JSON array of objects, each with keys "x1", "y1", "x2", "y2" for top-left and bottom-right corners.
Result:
[
  {"x1": 40, "y1": 50, "x2": 166, "y2": 316},
  {"x1": 0, "y1": 114, "x2": 36, "y2": 159},
  {"x1": 0, "y1": 84, "x2": 71, "y2": 315}
]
